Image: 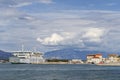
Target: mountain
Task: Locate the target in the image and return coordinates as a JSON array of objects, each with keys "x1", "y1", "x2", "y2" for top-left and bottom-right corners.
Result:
[
  {"x1": 44, "y1": 48, "x2": 110, "y2": 60},
  {"x1": 0, "y1": 50, "x2": 12, "y2": 60}
]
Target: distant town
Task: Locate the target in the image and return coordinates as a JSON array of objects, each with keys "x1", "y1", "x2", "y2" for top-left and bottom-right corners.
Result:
[{"x1": 0, "y1": 50, "x2": 120, "y2": 66}]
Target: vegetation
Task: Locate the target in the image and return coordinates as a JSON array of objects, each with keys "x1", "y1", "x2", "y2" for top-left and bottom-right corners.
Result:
[{"x1": 46, "y1": 59, "x2": 69, "y2": 62}]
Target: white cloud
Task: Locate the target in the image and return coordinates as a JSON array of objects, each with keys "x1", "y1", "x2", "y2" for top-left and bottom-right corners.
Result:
[
  {"x1": 9, "y1": 2, "x2": 32, "y2": 8},
  {"x1": 37, "y1": 32, "x2": 75, "y2": 45},
  {"x1": 0, "y1": 8, "x2": 119, "y2": 51},
  {"x1": 8, "y1": 0, "x2": 54, "y2": 8},
  {"x1": 37, "y1": 33, "x2": 64, "y2": 45},
  {"x1": 17, "y1": 16, "x2": 34, "y2": 21},
  {"x1": 82, "y1": 28, "x2": 105, "y2": 42},
  {"x1": 106, "y1": 3, "x2": 117, "y2": 6},
  {"x1": 39, "y1": 0, "x2": 54, "y2": 4},
  {"x1": 52, "y1": 19, "x2": 96, "y2": 26}
]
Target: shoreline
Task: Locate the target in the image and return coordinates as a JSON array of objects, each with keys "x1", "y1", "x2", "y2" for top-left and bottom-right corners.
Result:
[{"x1": 96, "y1": 63, "x2": 120, "y2": 66}]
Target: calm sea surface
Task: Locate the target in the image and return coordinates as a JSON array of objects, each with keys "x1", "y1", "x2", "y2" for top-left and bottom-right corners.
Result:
[{"x1": 0, "y1": 63, "x2": 120, "y2": 80}]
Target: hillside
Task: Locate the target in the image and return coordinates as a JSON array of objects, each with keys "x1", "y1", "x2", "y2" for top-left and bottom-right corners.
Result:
[
  {"x1": 0, "y1": 50, "x2": 12, "y2": 60},
  {"x1": 44, "y1": 48, "x2": 109, "y2": 60}
]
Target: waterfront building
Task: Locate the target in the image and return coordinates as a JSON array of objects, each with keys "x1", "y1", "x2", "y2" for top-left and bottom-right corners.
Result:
[
  {"x1": 69, "y1": 59, "x2": 84, "y2": 64},
  {"x1": 105, "y1": 54, "x2": 119, "y2": 63},
  {"x1": 86, "y1": 54, "x2": 103, "y2": 64}
]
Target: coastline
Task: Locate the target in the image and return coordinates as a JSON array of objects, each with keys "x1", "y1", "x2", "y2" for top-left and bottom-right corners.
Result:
[{"x1": 96, "y1": 63, "x2": 120, "y2": 66}]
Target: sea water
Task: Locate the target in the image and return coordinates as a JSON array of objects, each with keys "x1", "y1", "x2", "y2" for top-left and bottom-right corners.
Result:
[{"x1": 0, "y1": 63, "x2": 120, "y2": 80}]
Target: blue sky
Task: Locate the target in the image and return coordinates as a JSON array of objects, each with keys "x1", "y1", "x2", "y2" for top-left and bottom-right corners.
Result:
[
  {"x1": 0, "y1": 0, "x2": 120, "y2": 52},
  {"x1": 19, "y1": 0, "x2": 120, "y2": 11}
]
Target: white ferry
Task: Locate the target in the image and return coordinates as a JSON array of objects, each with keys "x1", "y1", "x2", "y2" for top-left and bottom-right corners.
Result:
[{"x1": 9, "y1": 51, "x2": 45, "y2": 64}]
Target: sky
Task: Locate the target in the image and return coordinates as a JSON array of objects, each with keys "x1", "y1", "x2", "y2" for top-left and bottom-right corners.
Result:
[{"x1": 0, "y1": 0, "x2": 120, "y2": 52}]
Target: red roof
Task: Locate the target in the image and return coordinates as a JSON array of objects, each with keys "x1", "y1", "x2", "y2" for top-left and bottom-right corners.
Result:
[{"x1": 95, "y1": 54, "x2": 102, "y2": 56}]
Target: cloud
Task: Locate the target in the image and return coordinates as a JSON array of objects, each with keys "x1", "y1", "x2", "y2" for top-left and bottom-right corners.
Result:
[
  {"x1": 37, "y1": 33, "x2": 64, "y2": 45},
  {"x1": 37, "y1": 32, "x2": 75, "y2": 45},
  {"x1": 17, "y1": 16, "x2": 34, "y2": 21},
  {"x1": 0, "y1": 0, "x2": 54, "y2": 8},
  {"x1": 106, "y1": 3, "x2": 117, "y2": 6},
  {"x1": 0, "y1": 7, "x2": 36, "y2": 27},
  {"x1": 39, "y1": 0, "x2": 54, "y2": 4},
  {"x1": 36, "y1": 28, "x2": 107, "y2": 48},
  {"x1": 9, "y1": 2, "x2": 32, "y2": 8},
  {"x1": 82, "y1": 28, "x2": 105, "y2": 42},
  {"x1": 51, "y1": 19, "x2": 96, "y2": 27},
  {"x1": 12, "y1": 0, "x2": 54, "y2": 7},
  {"x1": 0, "y1": 8, "x2": 119, "y2": 51}
]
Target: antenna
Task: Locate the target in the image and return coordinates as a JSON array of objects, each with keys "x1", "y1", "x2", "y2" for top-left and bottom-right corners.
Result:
[
  {"x1": 33, "y1": 47, "x2": 37, "y2": 52},
  {"x1": 22, "y1": 44, "x2": 24, "y2": 52}
]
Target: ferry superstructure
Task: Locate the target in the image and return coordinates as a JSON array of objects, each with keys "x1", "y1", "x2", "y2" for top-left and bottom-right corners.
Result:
[{"x1": 9, "y1": 51, "x2": 45, "y2": 64}]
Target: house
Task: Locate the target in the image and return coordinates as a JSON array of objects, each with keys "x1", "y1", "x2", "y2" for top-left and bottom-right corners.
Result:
[
  {"x1": 86, "y1": 54, "x2": 103, "y2": 64},
  {"x1": 107, "y1": 54, "x2": 119, "y2": 63}
]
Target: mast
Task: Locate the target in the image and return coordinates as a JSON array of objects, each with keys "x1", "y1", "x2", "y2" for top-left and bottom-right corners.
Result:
[
  {"x1": 33, "y1": 47, "x2": 37, "y2": 52},
  {"x1": 22, "y1": 44, "x2": 24, "y2": 52}
]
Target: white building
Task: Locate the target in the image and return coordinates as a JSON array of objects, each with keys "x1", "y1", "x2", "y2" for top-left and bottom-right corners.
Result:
[
  {"x1": 90, "y1": 58, "x2": 102, "y2": 64},
  {"x1": 86, "y1": 54, "x2": 103, "y2": 64},
  {"x1": 69, "y1": 59, "x2": 84, "y2": 64},
  {"x1": 105, "y1": 54, "x2": 119, "y2": 63}
]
